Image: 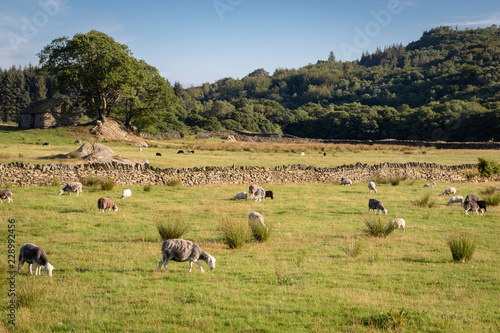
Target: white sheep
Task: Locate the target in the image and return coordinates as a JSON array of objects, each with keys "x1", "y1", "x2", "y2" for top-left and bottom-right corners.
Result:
[
  {"x1": 248, "y1": 184, "x2": 259, "y2": 197},
  {"x1": 340, "y1": 177, "x2": 352, "y2": 186},
  {"x1": 234, "y1": 191, "x2": 248, "y2": 201},
  {"x1": 447, "y1": 196, "x2": 464, "y2": 206},
  {"x1": 248, "y1": 212, "x2": 267, "y2": 232},
  {"x1": 368, "y1": 198, "x2": 387, "y2": 215},
  {"x1": 441, "y1": 187, "x2": 456, "y2": 196},
  {"x1": 18, "y1": 243, "x2": 54, "y2": 277},
  {"x1": 0, "y1": 189, "x2": 13, "y2": 203},
  {"x1": 156, "y1": 239, "x2": 216, "y2": 273},
  {"x1": 254, "y1": 188, "x2": 265, "y2": 202},
  {"x1": 386, "y1": 218, "x2": 405, "y2": 232},
  {"x1": 121, "y1": 189, "x2": 132, "y2": 199},
  {"x1": 368, "y1": 181, "x2": 377, "y2": 193},
  {"x1": 98, "y1": 197, "x2": 118, "y2": 212},
  {"x1": 58, "y1": 182, "x2": 83, "y2": 196},
  {"x1": 424, "y1": 182, "x2": 436, "y2": 187}
]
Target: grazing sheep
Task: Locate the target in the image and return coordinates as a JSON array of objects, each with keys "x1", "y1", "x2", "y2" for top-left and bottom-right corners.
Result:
[
  {"x1": 58, "y1": 182, "x2": 83, "y2": 196},
  {"x1": 476, "y1": 200, "x2": 487, "y2": 213},
  {"x1": 177, "y1": 150, "x2": 184, "y2": 154},
  {"x1": 185, "y1": 149, "x2": 195, "y2": 154},
  {"x1": 441, "y1": 187, "x2": 456, "y2": 196},
  {"x1": 233, "y1": 191, "x2": 248, "y2": 201},
  {"x1": 74, "y1": 139, "x2": 81, "y2": 144},
  {"x1": 464, "y1": 200, "x2": 483, "y2": 215},
  {"x1": 98, "y1": 197, "x2": 118, "y2": 212},
  {"x1": 0, "y1": 189, "x2": 13, "y2": 203},
  {"x1": 254, "y1": 188, "x2": 266, "y2": 202},
  {"x1": 42, "y1": 142, "x2": 50, "y2": 146},
  {"x1": 386, "y1": 218, "x2": 405, "y2": 232},
  {"x1": 368, "y1": 198, "x2": 387, "y2": 215},
  {"x1": 265, "y1": 190, "x2": 274, "y2": 200},
  {"x1": 121, "y1": 189, "x2": 132, "y2": 199},
  {"x1": 488, "y1": 185, "x2": 500, "y2": 191},
  {"x1": 139, "y1": 147, "x2": 142, "y2": 152},
  {"x1": 156, "y1": 239, "x2": 216, "y2": 273},
  {"x1": 248, "y1": 212, "x2": 267, "y2": 232},
  {"x1": 465, "y1": 194, "x2": 479, "y2": 202},
  {"x1": 368, "y1": 181, "x2": 377, "y2": 193},
  {"x1": 424, "y1": 182, "x2": 436, "y2": 187},
  {"x1": 156, "y1": 152, "x2": 162, "y2": 156},
  {"x1": 340, "y1": 177, "x2": 352, "y2": 186},
  {"x1": 18, "y1": 243, "x2": 54, "y2": 277},
  {"x1": 248, "y1": 184, "x2": 259, "y2": 197},
  {"x1": 447, "y1": 196, "x2": 464, "y2": 206},
  {"x1": 300, "y1": 152, "x2": 305, "y2": 156}
]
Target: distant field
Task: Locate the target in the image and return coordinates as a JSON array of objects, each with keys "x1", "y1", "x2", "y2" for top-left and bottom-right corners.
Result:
[
  {"x1": 1, "y1": 181, "x2": 499, "y2": 332},
  {"x1": 1, "y1": 124, "x2": 499, "y2": 169}
]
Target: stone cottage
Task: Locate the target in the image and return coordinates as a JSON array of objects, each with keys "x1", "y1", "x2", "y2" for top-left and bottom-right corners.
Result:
[{"x1": 18, "y1": 98, "x2": 82, "y2": 129}]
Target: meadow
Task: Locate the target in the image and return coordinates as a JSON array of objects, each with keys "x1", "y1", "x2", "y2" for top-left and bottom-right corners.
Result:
[{"x1": 0, "y1": 125, "x2": 500, "y2": 332}]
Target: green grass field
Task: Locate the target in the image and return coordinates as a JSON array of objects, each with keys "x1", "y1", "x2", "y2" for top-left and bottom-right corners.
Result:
[{"x1": 1, "y1": 125, "x2": 500, "y2": 332}]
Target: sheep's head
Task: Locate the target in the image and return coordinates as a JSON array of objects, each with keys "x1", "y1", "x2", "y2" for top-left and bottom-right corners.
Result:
[
  {"x1": 207, "y1": 256, "x2": 216, "y2": 271},
  {"x1": 44, "y1": 263, "x2": 54, "y2": 277},
  {"x1": 112, "y1": 205, "x2": 118, "y2": 212},
  {"x1": 58, "y1": 190, "x2": 64, "y2": 195},
  {"x1": 383, "y1": 208, "x2": 388, "y2": 215}
]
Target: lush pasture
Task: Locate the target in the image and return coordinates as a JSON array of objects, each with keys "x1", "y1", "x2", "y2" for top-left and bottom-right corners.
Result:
[{"x1": 1, "y1": 178, "x2": 499, "y2": 332}]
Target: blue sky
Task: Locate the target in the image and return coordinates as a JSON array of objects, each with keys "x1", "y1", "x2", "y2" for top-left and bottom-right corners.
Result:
[{"x1": 1, "y1": 0, "x2": 499, "y2": 87}]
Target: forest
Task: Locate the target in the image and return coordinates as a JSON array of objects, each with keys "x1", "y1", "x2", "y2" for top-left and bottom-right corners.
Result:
[{"x1": 1, "y1": 26, "x2": 499, "y2": 141}]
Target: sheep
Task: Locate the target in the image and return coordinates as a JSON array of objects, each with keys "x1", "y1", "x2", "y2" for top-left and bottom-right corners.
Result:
[
  {"x1": 74, "y1": 139, "x2": 81, "y2": 144},
  {"x1": 441, "y1": 187, "x2": 456, "y2": 196},
  {"x1": 121, "y1": 189, "x2": 132, "y2": 199},
  {"x1": 464, "y1": 200, "x2": 483, "y2": 215},
  {"x1": 340, "y1": 177, "x2": 352, "y2": 186},
  {"x1": 0, "y1": 189, "x2": 13, "y2": 203},
  {"x1": 368, "y1": 181, "x2": 377, "y2": 193},
  {"x1": 248, "y1": 184, "x2": 259, "y2": 197},
  {"x1": 424, "y1": 182, "x2": 436, "y2": 187},
  {"x1": 447, "y1": 196, "x2": 464, "y2": 206},
  {"x1": 233, "y1": 191, "x2": 248, "y2": 201},
  {"x1": 248, "y1": 212, "x2": 267, "y2": 232},
  {"x1": 465, "y1": 194, "x2": 479, "y2": 202},
  {"x1": 265, "y1": 190, "x2": 274, "y2": 200},
  {"x1": 139, "y1": 147, "x2": 142, "y2": 152},
  {"x1": 386, "y1": 218, "x2": 405, "y2": 232},
  {"x1": 489, "y1": 185, "x2": 500, "y2": 191},
  {"x1": 477, "y1": 200, "x2": 487, "y2": 213},
  {"x1": 98, "y1": 197, "x2": 118, "y2": 212},
  {"x1": 18, "y1": 243, "x2": 54, "y2": 277},
  {"x1": 156, "y1": 239, "x2": 216, "y2": 273},
  {"x1": 58, "y1": 182, "x2": 83, "y2": 196},
  {"x1": 42, "y1": 142, "x2": 50, "y2": 146},
  {"x1": 156, "y1": 152, "x2": 162, "y2": 156},
  {"x1": 254, "y1": 188, "x2": 266, "y2": 202},
  {"x1": 368, "y1": 198, "x2": 387, "y2": 215},
  {"x1": 185, "y1": 149, "x2": 195, "y2": 154},
  {"x1": 177, "y1": 150, "x2": 184, "y2": 154}
]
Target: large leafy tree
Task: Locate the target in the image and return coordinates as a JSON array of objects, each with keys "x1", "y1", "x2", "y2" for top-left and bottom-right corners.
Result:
[{"x1": 37, "y1": 30, "x2": 138, "y2": 123}]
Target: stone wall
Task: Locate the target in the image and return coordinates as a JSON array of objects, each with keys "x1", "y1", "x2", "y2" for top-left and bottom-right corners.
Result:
[{"x1": 1, "y1": 161, "x2": 493, "y2": 188}]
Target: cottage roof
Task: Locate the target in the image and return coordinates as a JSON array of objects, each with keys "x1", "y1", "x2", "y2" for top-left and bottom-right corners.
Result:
[{"x1": 18, "y1": 98, "x2": 68, "y2": 115}]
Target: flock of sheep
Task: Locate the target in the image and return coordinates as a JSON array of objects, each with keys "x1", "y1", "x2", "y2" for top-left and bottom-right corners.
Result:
[{"x1": 5, "y1": 175, "x2": 494, "y2": 277}]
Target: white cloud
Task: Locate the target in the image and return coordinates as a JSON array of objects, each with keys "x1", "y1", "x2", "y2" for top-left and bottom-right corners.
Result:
[{"x1": 443, "y1": 12, "x2": 500, "y2": 26}]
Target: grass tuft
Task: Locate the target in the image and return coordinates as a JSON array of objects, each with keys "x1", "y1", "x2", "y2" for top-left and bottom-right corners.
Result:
[
  {"x1": 100, "y1": 178, "x2": 115, "y2": 191},
  {"x1": 167, "y1": 178, "x2": 181, "y2": 187},
  {"x1": 486, "y1": 193, "x2": 500, "y2": 206},
  {"x1": 156, "y1": 216, "x2": 189, "y2": 241},
  {"x1": 364, "y1": 216, "x2": 393, "y2": 238},
  {"x1": 219, "y1": 216, "x2": 248, "y2": 249},
  {"x1": 390, "y1": 177, "x2": 401, "y2": 186},
  {"x1": 446, "y1": 233, "x2": 476, "y2": 263},
  {"x1": 249, "y1": 221, "x2": 271, "y2": 243},
  {"x1": 414, "y1": 193, "x2": 435, "y2": 208},
  {"x1": 343, "y1": 239, "x2": 363, "y2": 258},
  {"x1": 143, "y1": 183, "x2": 153, "y2": 192}
]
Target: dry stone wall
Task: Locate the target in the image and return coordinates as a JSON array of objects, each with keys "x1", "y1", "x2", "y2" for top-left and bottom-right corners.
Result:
[{"x1": 0, "y1": 161, "x2": 492, "y2": 188}]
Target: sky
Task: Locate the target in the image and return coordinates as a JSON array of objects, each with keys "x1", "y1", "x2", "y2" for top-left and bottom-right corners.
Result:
[{"x1": 1, "y1": 0, "x2": 499, "y2": 87}]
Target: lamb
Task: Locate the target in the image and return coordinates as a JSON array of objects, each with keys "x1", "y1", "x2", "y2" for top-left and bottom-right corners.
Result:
[
  {"x1": 254, "y1": 188, "x2": 265, "y2": 202},
  {"x1": 121, "y1": 189, "x2": 132, "y2": 199},
  {"x1": 368, "y1": 198, "x2": 387, "y2": 215},
  {"x1": 265, "y1": 190, "x2": 274, "y2": 200},
  {"x1": 18, "y1": 243, "x2": 54, "y2": 277},
  {"x1": 58, "y1": 182, "x2": 83, "y2": 196},
  {"x1": 441, "y1": 187, "x2": 456, "y2": 196},
  {"x1": 248, "y1": 211, "x2": 267, "y2": 232},
  {"x1": 340, "y1": 177, "x2": 352, "y2": 186},
  {"x1": 156, "y1": 239, "x2": 216, "y2": 273},
  {"x1": 98, "y1": 197, "x2": 118, "y2": 212},
  {"x1": 233, "y1": 191, "x2": 248, "y2": 201},
  {"x1": 368, "y1": 181, "x2": 377, "y2": 193},
  {"x1": 476, "y1": 200, "x2": 487, "y2": 213},
  {"x1": 447, "y1": 196, "x2": 464, "y2": 206},
  {"x1": 463, "y1": 200, "x2": 483, "y2": 215},
  {"x1": 0, "y1": 189, "x2": 13, "y2": 203},
  {"x1": 465, "y1": 194, "x2": 479, "y2": 202},
  {"x1": 386, "y1": 218, "x2": 405, "y2": 232},
  {"x1": 424, "y1": 182, "x2": 436, "y2": 187}
]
